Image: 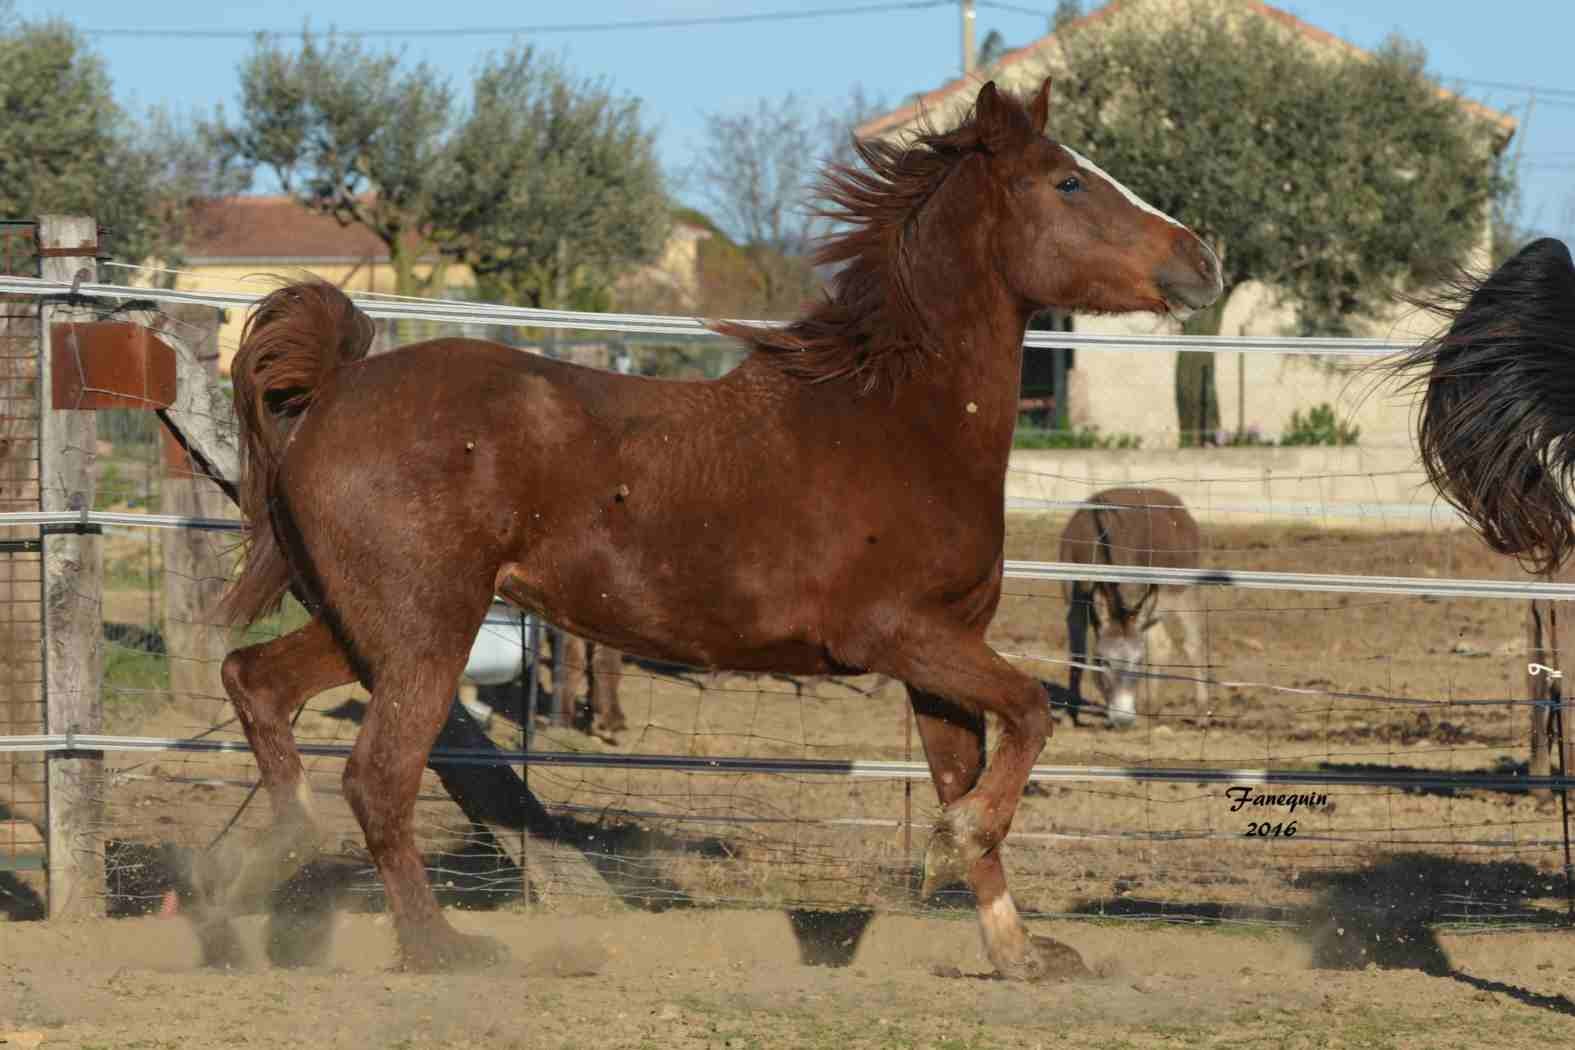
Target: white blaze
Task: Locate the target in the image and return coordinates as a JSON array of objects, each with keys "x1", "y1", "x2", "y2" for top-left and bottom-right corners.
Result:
[{"x1": 1061, "y1": 145, "x2": 1186, "y2": 231}]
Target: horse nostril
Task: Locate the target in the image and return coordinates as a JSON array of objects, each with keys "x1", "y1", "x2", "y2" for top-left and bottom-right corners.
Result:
[{"x1": 1158, "y1": 233, "x2": 1223, "y2": 310}]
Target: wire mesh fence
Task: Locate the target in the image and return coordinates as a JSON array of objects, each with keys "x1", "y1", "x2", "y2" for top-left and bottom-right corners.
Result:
[
  {"x1": 0, "y1": 260, "x2": 1572, "y2": 948},
  {"x1": 0, "y1": 220, "x2": 45, "y2": 887}
]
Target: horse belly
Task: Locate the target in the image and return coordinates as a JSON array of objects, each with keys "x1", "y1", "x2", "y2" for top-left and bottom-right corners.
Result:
[{"x1": 494, "y1": 549, "x2": 838, "y2": 675}]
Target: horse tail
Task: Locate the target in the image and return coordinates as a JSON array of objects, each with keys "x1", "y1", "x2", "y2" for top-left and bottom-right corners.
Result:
[
  {"x1": 1387, "y1": 237, "x2": 1575, "y2": 574},
  {"x1": 221, "y1": 279, "x2": 375, "y2": 625}
]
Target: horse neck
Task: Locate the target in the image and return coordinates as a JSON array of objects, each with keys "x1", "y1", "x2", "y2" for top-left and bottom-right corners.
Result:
[{"x1": 891, "y1": 172, "x2": 1033, "y2": 473}]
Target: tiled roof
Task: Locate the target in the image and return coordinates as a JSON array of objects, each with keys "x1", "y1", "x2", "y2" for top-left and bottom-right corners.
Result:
[{"x1": 184, "y1": 195, "x2": 422, "y2": 262}]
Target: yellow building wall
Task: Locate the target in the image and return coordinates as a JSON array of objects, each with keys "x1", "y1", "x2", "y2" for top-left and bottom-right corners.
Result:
[{"x1": 154, "y1": 259, "x2": 478, "y2": 375}]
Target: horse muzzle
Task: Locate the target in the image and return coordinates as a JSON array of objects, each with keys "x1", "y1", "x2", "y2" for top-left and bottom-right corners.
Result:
[{"x1": 1156, "y1": 230, "x2": 1224, "y2": 313}]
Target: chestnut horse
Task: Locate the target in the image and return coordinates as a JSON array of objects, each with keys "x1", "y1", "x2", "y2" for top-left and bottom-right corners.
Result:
[{"x1": 200, "y1": 76, "x2": 1221, "y2": 977}]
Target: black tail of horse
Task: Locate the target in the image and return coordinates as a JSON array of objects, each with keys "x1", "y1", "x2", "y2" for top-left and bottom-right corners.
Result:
[
  {"x1": 1389, "y1": 237, "x2": 1575, "y2": 574},
  {"x1": 223, "y1": 280, "x2": 375, "y2": 625}
]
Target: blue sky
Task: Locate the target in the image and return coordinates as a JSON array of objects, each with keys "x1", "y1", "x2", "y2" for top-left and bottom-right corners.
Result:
[{"x1": 14, "y1": 0, "x2": 1575, "y2": 243}]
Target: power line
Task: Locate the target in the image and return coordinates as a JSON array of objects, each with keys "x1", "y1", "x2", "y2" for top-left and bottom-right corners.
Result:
[
  {"x1": 76, "y1": 1, "x2": 949, "y2": 40},
  {"x1": 1442, "y1": 75, "x2": 1575, "y2": 102},
  {"x1": 64, "y1": 7, "x2": 1575, "y2": 110},
  {"x1": 977, "y1": 0, "x2": 1051, "y2": 16}
]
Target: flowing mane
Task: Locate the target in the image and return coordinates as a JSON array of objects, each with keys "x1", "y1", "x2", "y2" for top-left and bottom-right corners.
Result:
[{"x1": 711, "y1": 89, "x2": 1036, "y2": 395}]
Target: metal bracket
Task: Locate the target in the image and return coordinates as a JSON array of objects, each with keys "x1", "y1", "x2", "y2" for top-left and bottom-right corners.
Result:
[
  {"x1": 40, "y1": 520, "x2": 103, "y2": 538},
  {"x1": 0, "y1": 519, "x2": 98, "y2": 554},
  {"x1": 36, "y1": 245, "x2": 100, "y2": 260}
]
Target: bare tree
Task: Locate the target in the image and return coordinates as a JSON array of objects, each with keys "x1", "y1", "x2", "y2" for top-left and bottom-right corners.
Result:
[
  {"x1": 695, "y1": 94, "x2": 818, "y2": 256},
  {"x1": 1053, "y1": 0, "x2": 1083, "y2": 31},
  {"x1": 817, "y1": 84, "x2": 890, "y2": 175},
  {"x1": 690, "y1": 85, "x2": 888, "y2": 315},
  {"x1": 118, "y1": 106, "x2": 251, "y2": 286}
]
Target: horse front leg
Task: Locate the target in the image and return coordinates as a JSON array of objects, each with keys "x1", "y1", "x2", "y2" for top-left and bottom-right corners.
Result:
[
  {"x1": 878, "y1": 623, "x2": 1079, "y2": 980},
  {"x1": 907, "y1": 687, "x2": 1089, "y2": 980}
]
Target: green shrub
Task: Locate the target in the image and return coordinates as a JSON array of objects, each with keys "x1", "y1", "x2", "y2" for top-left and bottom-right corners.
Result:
[
  {"x1": 1013, "y1": 422, "x2": 1143, "y2": 450},
  {"x1": 1280, "y1": 403, "x2": 1360, "y2": 446}
]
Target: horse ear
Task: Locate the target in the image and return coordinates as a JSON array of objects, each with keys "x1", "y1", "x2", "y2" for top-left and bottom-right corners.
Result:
[
  {"x1": 975, "y1": 80, "x2": 1021, "y2": 153},
  {"x1": 1029, "y1": 76, "x2": 1053, "y2": 133}
]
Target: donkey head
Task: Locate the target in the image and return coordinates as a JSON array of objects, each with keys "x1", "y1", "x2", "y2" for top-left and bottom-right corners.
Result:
[{"x1": 1092, "y1": 583, "x2": 1161, "y2": 728}]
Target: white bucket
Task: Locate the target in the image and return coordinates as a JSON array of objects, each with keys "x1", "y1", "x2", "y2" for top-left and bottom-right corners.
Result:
[{"x1": 463, "y1": 600, "x2": 539, "y2": 685}]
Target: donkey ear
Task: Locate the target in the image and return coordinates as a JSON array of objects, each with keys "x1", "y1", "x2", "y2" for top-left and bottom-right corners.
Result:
[
  {"x1": 1028, "y1": 76, "x2": 1053, "y2": 133},
  {"x1": 1136, "y1": 585, "x2": 1162, "y2": 629},
  {"x1": 1092, "y1": 582, "x2": 1127, "y2": 626},
  {"x1": 976, "y1": 80, "x2": 1023, "y2": 153}
]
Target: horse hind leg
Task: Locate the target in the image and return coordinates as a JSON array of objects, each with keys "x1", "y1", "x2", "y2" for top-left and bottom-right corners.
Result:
[
  {"x1": 189, "y1": 616, "x2": 357, "y2": 967},
  {"x1": 586, "y1": 642, "x2": 628, "y2": 743},
  {"x1": 908, "y1": 687, "x2": 1089, "y2": 981},
  {"x1": 341, "y1": 636, "x2": 505, "y2": 972}
]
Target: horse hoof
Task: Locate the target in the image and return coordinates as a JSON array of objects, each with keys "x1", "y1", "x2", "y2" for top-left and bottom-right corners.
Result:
[
  {"x1": 998, "y1": 935, "x2": 1091, "y2": 982},
  {"x1": 920, "y1": 820, "x2": 982, "y2": 899},
  {"x1": 192, "y1": 913, "x2": 251, "y2": 970},
  {"x1": 399, "y1": 929, "x2": 508, "y2": 974},
  {"x1": 265, "y1": 897, "x2": 339, "y2": 969}
]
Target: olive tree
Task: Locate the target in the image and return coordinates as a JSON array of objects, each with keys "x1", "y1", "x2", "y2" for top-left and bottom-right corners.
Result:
[
  {"x1": 0, "y1": 9, "x2": 242, "y2": 280},
  {"x1": 218, "y1": 34, "x2": 669, "y2": 308},
  {"x1": 1042, "y1": 0, "x2": 1509, "y2": 442}
]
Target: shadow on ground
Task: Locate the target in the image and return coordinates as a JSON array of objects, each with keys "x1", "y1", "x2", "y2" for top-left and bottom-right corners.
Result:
[{"x1": 1068, "y1": 851, "x2": 1575, "y2": 1016}]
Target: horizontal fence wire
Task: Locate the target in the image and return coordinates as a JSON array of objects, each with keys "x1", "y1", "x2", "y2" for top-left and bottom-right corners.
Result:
[
  {"x1": 5, "y1": 734, "x2": 1575, "y2": 793},
  {"x1": 1005, "y1": 496, "x2": 1462, "y2": 522},
  {"x1": 0, "y1": 273, "x2": 1408, "y2": 356},
  {"x1": 6, "y1": 508, "x2": 1574, "y2": 601}
]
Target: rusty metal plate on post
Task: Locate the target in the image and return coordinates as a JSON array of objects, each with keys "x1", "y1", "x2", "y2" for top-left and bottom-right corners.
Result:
[{"x1": 50, "y1": 321, "x2": 177, "y2": 411}]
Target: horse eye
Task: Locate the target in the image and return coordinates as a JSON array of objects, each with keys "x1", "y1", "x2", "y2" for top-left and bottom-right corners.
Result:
[{"x1": 1056, "y1": 176, "x2": 1082, "y2": 194}]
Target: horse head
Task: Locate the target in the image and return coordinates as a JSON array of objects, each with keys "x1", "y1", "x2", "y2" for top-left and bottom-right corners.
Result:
[{"x1": 970, "y1": 76, "x2": 1223, "y2": 320}]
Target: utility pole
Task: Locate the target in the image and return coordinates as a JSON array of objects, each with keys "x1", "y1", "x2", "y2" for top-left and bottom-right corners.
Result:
[
  {"x1": 961, "y1": 0, "x2": 976, "y2": 77},
  {"x1": 1513, "y1": 89, "x2": 1535, "y2": 175}
]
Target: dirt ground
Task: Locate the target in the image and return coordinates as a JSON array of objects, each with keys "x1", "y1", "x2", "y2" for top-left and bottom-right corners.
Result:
[
  {"x1": 7, "y1": 515, "x2": 1575, "y2": 1046},
  {"x1": 5, "y1": 907, "x2": 1575, "y2": 1049}
]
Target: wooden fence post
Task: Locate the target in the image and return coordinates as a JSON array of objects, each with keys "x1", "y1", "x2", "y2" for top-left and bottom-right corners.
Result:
[
  {"x1": 39, "y1": 214, "x2": 105, "y2": 918},
  {"x1": 153, "y1": 305, "x2": 231, "y2": 728}
]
